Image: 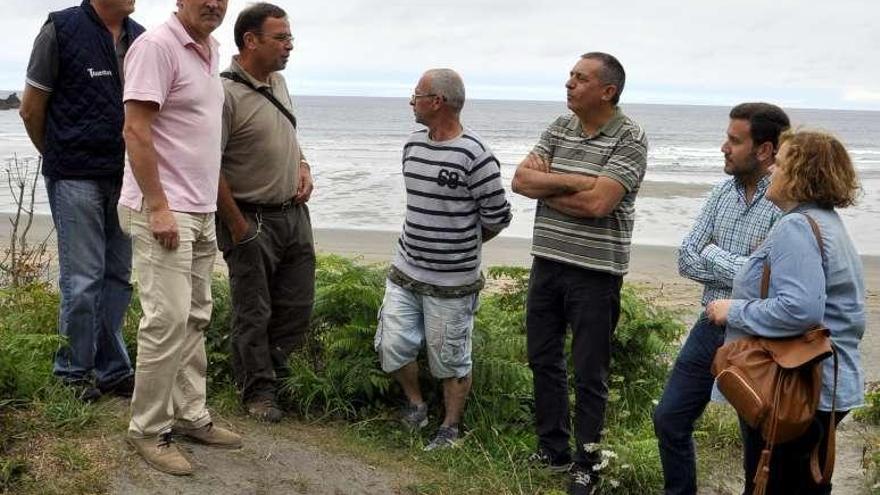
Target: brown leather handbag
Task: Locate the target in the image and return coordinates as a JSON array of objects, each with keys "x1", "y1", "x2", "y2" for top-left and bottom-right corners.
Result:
[{"x1": 711, "y1": 214, "x2": 839, "y2": 495}]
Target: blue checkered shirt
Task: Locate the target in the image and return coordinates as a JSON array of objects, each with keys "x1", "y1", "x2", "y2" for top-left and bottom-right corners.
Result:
[{"x1": 678, "y1": 175, "x2": 781, "y2": 306}]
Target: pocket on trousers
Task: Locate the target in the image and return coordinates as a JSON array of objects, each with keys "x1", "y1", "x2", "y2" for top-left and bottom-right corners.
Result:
[
  {"x1": 235, "y1": 217, "x2": 261, "y2": 247},
  {"x1": 373, "y1": 304, "x2": 384, "y2": 353},
  {"x1": 218, "y1": 214, "x2": 260, "y2": 252},
  {"x1": 117, "y1": 204, "x2": 132, "y2": 237},
  {"x1": 440, "y1": 316, "x2": 470, "y2": 364}
]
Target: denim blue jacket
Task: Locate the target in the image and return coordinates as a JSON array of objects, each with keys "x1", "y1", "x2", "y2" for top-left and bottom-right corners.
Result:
[{"x1": 724, "y1": 203, "x2": 865, "y2": 411}]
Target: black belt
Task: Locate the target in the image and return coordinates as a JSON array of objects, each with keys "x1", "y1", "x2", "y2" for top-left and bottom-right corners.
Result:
[{"x1": 236, "y1": 198, "x2": 296, "y2": 213}]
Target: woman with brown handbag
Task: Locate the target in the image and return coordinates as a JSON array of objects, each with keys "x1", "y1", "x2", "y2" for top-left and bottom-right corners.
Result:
[{"x1": 706, "y1": 129, "x2": 865, "y2": 495}]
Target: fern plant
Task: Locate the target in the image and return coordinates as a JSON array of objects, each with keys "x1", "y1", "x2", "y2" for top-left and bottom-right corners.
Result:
[{"x1": 283, "y1": 255, "x2": 392, "y2": 418}]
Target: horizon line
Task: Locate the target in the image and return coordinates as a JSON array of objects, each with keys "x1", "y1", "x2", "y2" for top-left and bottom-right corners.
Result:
[{"x1": 2, "y1": 89, "x2": 878, "y2": 113}]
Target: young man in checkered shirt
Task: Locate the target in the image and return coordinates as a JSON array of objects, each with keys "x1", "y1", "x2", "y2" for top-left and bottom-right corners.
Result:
[{"x1": 653, "y1": 102, "x2": 790, "y2": 495}]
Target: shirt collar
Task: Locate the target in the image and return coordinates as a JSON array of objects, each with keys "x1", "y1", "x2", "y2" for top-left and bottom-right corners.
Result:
[
  {"x1": 790, "y1": 202, "x2": 821, "y2": 214},
  {"x1": 228, "y1": 56, "x2": 273, "y2": 90},
  {"x1": 81, "y1": 0, "x2": 130, "y2": 38},
  {"x1": 597, "y1": 107, "x2": 625, "y2": 136},
  {"x1": 167, "y1": 13, "x2": 218, "y2": 51},
  {"x1": 573, "y1": 107, "x2": 625, "y2": 138},
  {"x1": 733, "y1": 173, "x2": 772, "y2": 206},
  {"x1": 755, "y1": 174, "x2": 772, "y2": 194}
]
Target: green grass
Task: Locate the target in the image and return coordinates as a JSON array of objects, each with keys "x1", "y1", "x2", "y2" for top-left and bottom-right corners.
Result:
[
  {"x1": 279, "y1": 256, "x2": 702, "y2": 493},
  {"x1": 0, "y1": 255, "x2": 744, "y2": 494}
]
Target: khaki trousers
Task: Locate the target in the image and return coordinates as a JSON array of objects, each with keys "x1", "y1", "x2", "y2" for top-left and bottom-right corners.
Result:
[{"x1": 119, "y1": 204, "x2": 215, "y2": 437}]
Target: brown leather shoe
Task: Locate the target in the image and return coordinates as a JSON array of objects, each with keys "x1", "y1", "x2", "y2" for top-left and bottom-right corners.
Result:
[
  {"x1": 172, "y1": 422, "x2": 242, "y2": 449},
  {"x1": 127, "y1": 433, "x2": 193, "y2": 476}
]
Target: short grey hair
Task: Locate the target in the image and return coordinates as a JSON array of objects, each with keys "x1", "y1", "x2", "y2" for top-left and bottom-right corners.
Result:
[
  {"x1": 425, "y1": 69, "x2": 465, "y2": 112},
  {"x1": 581, "y1": 52, "x2": 625, "y2": 105}
]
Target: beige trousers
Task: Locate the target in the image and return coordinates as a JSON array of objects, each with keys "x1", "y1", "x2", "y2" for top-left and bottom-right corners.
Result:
[{"x1": 119, "y1": 204, "x2": 216, "y2": 437}]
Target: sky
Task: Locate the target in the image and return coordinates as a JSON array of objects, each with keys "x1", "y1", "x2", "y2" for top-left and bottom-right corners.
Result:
[{"x1": 1, "y1": 0, "x2": 879, "y2": 110}]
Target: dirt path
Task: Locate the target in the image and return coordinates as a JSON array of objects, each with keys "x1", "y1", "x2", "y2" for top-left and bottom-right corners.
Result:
[{"x1": 113, "y1": 417, "x2": 415, "y2": 495}]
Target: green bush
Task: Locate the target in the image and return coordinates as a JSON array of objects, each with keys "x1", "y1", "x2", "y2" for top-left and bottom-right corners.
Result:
[
  {"x1": 610, "y1": 286, "x2": 684, "y2": 424},
  {"x1": 283, "y1": 255, "x2": 391, "y2": 418},
  {"x1": 2, "y1": 255, "x2": 726, "y2": 494},
  {"x1": 0, "y1": 283, "x2": 58, "y2": 336},
  {"x1": 0, "y1": 331, "x2": 60, "y2": 404},
  {"x1": 0, "y1": 284, "x2": 62, "y2": 405},
  {"x1": 855, "y1": 382, "x2": 880, "y2": 425},
  {"x1": 205, "y1": 276, "x2": 234, "y2": 389},
  {"x1": 280, "y1": 256, "x2": 688, "y2": 492},
  {"x1": 0, "y1": 456, "x2": 28, "y2": 492}
]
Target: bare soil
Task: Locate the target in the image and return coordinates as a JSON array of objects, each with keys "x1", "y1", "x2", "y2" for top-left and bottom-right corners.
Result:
[{"x1": 112, "y1": 416, "x2": 417, "y2": 495}]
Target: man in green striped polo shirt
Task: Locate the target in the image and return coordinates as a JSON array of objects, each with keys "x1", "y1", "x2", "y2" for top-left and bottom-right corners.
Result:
[{"x1": 511, "y1": 52, "x2": 648, "y2": 495}]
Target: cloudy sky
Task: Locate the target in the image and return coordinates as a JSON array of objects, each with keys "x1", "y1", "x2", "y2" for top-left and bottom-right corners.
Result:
[{"x1": 1, "y1": 0, "x2": 878, "y2": 110}]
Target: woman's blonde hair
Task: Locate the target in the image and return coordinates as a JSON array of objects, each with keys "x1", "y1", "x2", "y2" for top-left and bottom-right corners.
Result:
[{"x1": 778, "y1": 129, "x2": 860, "y2": 208}]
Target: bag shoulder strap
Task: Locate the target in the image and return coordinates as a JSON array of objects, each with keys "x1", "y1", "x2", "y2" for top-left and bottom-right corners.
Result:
[
  {"x1": 757, "y1": 212, "x2": 837, "y2": 490},
  {"x1": 810, "y1": 348, "x2": 839, "y2": 484},
  {"x1": 760, "y1": 212, "x2": 824, "y2": 298},
  {"x1": 220, "y1": 71, "x2": 297, "y2": 129}
]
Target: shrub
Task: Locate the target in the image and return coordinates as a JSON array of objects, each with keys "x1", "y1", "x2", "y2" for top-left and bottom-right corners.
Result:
[
  {"x1": 283, "y1": 255, "x2": 391, "y2": 418},
  {"x1": 205, "y1": 276, "x2": 234, "y2": 388},
  {"x1": 2, "y1": 255, "x2": 711, "y2": 493},
  {"x1": 0, "y1": 284, "x2": 61, "y2": 405},
  {"x1": 281, "y1": 256, "x2": 688, "y2": 492},
  {"x1": 855, "y1": 382, "x2": 880, "y2": 425},
  {"x1": 0, "y1": 456, "x2": 28, "y2": 492}
]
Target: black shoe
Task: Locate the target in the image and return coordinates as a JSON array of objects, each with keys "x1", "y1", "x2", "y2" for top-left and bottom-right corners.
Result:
[
  {"x1": 246, "y1": 397, "x2": 284, "y2": 423},
  {"x1": 527, "y1": 447, "x2": 572, "y2": 473},
  {"x1": 65, "y1": 380, "x2": 102, "y2": 403},
  {"x1": 569, "y1": 465, "x2": 598, "y2": 495},
  {"x1": 99, "y1": 374, "x2": 135, "y2": 398}
]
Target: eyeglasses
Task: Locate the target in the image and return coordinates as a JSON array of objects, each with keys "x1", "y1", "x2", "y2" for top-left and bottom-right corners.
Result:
[
  {"x1": 254, "y1": 32, "x2": 294, "y2": 45},
  {"x1": 410, "y1": 93, "x2": 439, "y2": 103}
]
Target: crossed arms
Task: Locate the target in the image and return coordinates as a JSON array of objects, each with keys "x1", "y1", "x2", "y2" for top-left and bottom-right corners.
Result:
[{"x1": 510, "y1": 152, "x2": 626, "y2": 218}]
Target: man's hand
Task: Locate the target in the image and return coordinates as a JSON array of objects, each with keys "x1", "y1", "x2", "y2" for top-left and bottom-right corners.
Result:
[
  {"x1": 522, "y1": 152, "x2": 550, "y2": 172},
  {"x1": 542, "y1": 176, "x2": 624, "y2": 218},
  {"x1": 512, "y1": 152, "x2": 596, "y2": 199},
  {"x1": 294, "y1": 163, "x2": 314, "y2": 204},
  {"x1": 228, "y1": 216, "x2": 251, "y2": 245},
  {"x1": 706, "y1": 299, "x2": 732, "y2": 325},
  {"x1": 149, "y1": 208, "x2": 179, "y2": 250},
  {"x1": 124, "y1": 99, "x2": 179, "y2": 249}
]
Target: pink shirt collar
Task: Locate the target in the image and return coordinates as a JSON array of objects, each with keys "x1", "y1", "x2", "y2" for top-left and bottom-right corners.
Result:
[{"x1": 166, "y1": 13, "x2": 219, "y2": 64}]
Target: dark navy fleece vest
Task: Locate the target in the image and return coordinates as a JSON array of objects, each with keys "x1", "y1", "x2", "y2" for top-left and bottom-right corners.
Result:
[{"x1": 42, "y1": 1, "x2": 144, "y2": 179}]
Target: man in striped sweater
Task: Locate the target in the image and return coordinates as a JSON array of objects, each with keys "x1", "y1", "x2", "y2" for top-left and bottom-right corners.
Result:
[
  {"x1": 374, "y1": 68, "x2": 512, "y2": 451},
  {"x1": 512, "y1": 52, "x2": 648, "y2": 495}
]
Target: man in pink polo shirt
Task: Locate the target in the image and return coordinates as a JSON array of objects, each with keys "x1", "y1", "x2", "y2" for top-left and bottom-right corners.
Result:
[{"x1": 119, "y1": 0, "x2": 241, "y2": 476}]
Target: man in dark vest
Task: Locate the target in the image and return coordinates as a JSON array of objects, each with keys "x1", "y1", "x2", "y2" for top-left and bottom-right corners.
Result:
[{"x1": 19, "y1": 0, "x2": 144, "y2": 402}]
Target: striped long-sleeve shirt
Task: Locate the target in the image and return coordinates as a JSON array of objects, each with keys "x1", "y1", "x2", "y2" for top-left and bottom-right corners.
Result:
[
  {"x1": 391, "y1": 128, "x2": 512, "y2": 288},
  {"x1": 678, "y1": 175, "x2": 780, "y2": 306}
]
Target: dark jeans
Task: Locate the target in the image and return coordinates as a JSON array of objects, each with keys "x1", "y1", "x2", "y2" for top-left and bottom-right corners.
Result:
[
  {"x1": 653, "y1": 315, "x2": 725, "y2": 495},
  {"x1": 219, "y1": 203, "x2": 315, "y2": 402},
  {"x1": 741, "y1": 410, "x2": 846, "y2": 495},
  {"x1": 526, "y1": 257, "x2": 622, "y2": 468},
  {"x1": 46, "y1": 177, "x2": 133, "y2": 387}
]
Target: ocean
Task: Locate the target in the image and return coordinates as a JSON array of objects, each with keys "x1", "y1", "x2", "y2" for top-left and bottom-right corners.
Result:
[{"x1": 1, "y1": 96, "x2": 878, "y2": 254}]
